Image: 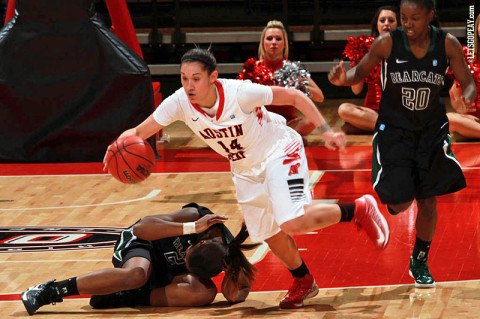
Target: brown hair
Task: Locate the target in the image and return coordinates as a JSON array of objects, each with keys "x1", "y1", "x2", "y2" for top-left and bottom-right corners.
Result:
[
  {"x1": 224, "y1": 223, "x2": 260, "y2": 284},
  {"x1": 370, "y1": 6, "x2": 399, "y2": 37},
  {"x1": 181, "y1": 48, "x2": 217, "y2": 75},
  {"x1": 258, "y1": 20, "x2": 289, "y2": 60}
]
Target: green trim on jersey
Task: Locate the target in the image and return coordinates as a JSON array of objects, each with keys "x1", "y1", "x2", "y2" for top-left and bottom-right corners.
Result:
[
  {"x1": 400, "y1": 25, "x2": 438, "y2": 55},
  {"x1": 113, "y1": 226, "x2": 136, "y2": 262},
  {"x1": 371, "y1": 132, "x2": 382, "y2": 189},
  {"x1": 443, "y1": 134, "x2": 460, "y2": 164}
]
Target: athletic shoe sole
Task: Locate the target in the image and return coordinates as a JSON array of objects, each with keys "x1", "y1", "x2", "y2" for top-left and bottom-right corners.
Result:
[
  {"x1": 280, "y1": 283, "x2": 320, "y2": 309},
  {"x1": 409, "y1": 270, "x2": 436, "y2": 288}
]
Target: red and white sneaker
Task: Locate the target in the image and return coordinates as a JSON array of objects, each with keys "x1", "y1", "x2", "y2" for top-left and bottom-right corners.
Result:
[
  {"x1": 354, "y1": 194, "x2": 390, "y2": 249},
  {"x1": 279, "y1": 274, "x2": 319, "y2": 309}
]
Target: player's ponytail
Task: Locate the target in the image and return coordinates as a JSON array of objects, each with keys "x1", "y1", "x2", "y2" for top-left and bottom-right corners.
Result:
[{"x1": 224, "y1": 223, "x2": 260, "y2": 284}]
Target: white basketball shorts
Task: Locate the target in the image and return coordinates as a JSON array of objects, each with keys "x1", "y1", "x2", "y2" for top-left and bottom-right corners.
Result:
[{"x1": 232, "y1": 137, "x2": 312, "y2": 242}]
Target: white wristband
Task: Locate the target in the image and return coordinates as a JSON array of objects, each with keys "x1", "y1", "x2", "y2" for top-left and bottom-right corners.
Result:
[{"x1": 183, "y1": 222, "x2": 196, "y2": 235}]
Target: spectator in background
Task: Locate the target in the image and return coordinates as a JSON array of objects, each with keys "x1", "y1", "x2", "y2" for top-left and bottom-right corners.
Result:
[
  {"x1": 338, "y1": 6, "x2": 398, "y2": 133},
  {"x1": 238, "y1": 20, "x2": 324, "y2": 137},
  {"x1": 447, "y1": 13, "x2": 480, "y2": 140}
]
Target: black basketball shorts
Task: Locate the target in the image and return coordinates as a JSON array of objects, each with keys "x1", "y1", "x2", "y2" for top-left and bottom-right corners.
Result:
[
  {"x1": 371, "y1": 119, "x2": 466, "y2": 204},
  {"x1": 112, "y1": 226, "x2": 152, "y2": 268}
]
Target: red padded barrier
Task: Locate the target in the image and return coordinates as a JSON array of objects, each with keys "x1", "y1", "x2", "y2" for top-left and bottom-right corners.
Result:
[
  {"x1": 104, "y1": 0, "x2": 143, "y2": 59},
  {"x1": 4, "y1": 0, "x2": 16, "y2": 24}
]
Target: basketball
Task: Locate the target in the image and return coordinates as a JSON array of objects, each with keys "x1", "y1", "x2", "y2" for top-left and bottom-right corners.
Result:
[{"x1": 105, "y1": 136, "x2": 156, "y2": 184}]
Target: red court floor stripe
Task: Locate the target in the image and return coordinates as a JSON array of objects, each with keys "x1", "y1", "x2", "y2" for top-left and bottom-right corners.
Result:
[{"x1": 1, "y1": 143, "x2": 479, "y2": 175}]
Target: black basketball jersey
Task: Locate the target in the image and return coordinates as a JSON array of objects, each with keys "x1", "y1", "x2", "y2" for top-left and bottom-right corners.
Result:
[
  {"x1": 113, "y1": 203, "x2": 234, "y2": 288},
  {"x1": 379, "y1": 26, "x2": 448, "y2": 130},
  {"x1": 149, "y1": 203, "x2": 233, "y2": 287}
]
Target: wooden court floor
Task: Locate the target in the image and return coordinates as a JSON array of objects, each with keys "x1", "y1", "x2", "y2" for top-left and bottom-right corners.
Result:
[{"x1": 1, "y1": 101, "x2": 480, "y2": 318}]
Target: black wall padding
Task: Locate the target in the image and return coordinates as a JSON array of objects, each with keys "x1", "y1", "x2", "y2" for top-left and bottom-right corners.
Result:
[{"x1": 0, "y1": 0, "x2": 155, "y2": 162}]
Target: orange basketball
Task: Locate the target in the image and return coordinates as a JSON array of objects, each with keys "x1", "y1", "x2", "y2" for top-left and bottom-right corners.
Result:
[{"x1": 105, "y1": 136, "x2": 156, "y2": 184}]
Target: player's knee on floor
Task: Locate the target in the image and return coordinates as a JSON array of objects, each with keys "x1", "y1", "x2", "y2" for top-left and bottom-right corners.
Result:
[
  {"x1": 161, "y1": 275, "x2": 217, "y2": 307},
  {"x1": 123, "y1": 267, "x2": 149, "y2": 290}
]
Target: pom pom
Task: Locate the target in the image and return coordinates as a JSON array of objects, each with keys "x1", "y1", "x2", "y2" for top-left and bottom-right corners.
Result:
[
  {"x1": 447, "y1": 45, "x2": 480, "y2": 87},
  {"x1": 272, "y1": 61, "x2": 312, "y2": 97},
  {"x1": 343, "y1": 35, "x2": 379, "y2": 83},
  {"x1": 237, "y1": 58, "x2": 276, "y2": 85},
  {"x1": 446, "y1": 45, "x2": 480, "y2": 111},
  {"x1": 343, "y1": 35, "x2": 375, "y2": 67}
]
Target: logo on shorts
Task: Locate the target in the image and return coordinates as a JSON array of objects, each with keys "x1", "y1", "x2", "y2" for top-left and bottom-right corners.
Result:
[
  {"x1": 287, "y1": 178, "x2": 306, "y2": 202},
  {"x1": 0, "y1": 227, "x2": 123, "y2": 253}
]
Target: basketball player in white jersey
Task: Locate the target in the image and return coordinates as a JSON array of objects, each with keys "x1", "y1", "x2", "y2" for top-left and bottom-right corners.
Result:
[{"x1": 106, "y1": 48, "x2": 390, "y2": 309}]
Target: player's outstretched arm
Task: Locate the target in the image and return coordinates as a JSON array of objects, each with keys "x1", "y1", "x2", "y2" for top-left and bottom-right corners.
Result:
[
  {"x1": 271, "y1": 86, "x2": 346, "y2": 151},
  {"x1": 133, "y1": 207, "x2": 228, "y2": 241},
  {"x1": 120, "y1": 114, "x2": 164, "y2": 140},
  {"x1": 329, "y1": 33, "x2": 391, "y2": 86}
]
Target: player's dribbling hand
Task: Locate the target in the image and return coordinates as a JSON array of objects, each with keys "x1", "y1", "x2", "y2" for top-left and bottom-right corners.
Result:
[
  {"x1": 103, "y1": 142, "x2": 115, "y2": 172},
  {"x1": 328, "y1": 60, "x2": 347, "y2": 86},
  {"x1": 103, "y1": 130, "x2": 138, "y2": 171},
  {"x1": 195, "y1": 214, "x2": 229, "y2": 233},
  {"x1": 322, "y1": 131, "x2": 347, "y2": 153}
]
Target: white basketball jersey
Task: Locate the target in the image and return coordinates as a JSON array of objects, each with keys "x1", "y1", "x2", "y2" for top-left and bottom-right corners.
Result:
[{"x1": 153, "y1": 78, "x2": 297, "y2": 176}]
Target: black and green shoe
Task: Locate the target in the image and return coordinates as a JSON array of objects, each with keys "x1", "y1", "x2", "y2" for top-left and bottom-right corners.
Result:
[{"x1": 409, "y1": 257, "x2": 436, "y2": 288}]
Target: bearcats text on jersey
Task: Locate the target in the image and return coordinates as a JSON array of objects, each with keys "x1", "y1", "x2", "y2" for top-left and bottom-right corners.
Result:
[{"x1": 389, "y1": 70, "x2": 445, "y2": 86}]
